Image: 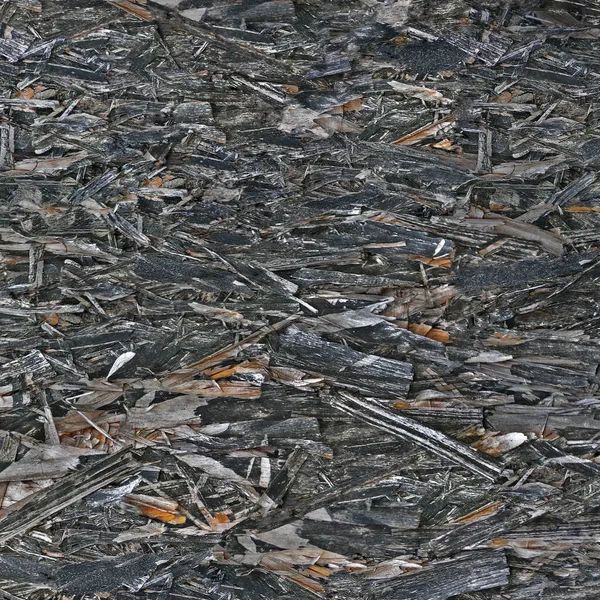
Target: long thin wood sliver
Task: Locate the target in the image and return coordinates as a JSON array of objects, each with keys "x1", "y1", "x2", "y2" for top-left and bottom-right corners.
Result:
[
  {"x1": 163, "y1": 314, "x2": 300, "y2": 377},
  {"x1": 0, "y1": 449, "x2": 138, "y2": 544},
  {"x1": 332, "y1": 392, "x2": 503, "y2": 481}
]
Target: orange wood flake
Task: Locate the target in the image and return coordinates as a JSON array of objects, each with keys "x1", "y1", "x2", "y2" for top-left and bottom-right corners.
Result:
[
  {"x1": 405, "y1": 323, "x2": 451, "y2": 343},
  {"x1": 424, "y1": 328, "x2": 451, "y2": 343},
  {"x1": 452, "y1": 501, "x2": 503, "y2": 524},
  {"x1": 284, "y1": 573, "x2": 324, "y2": 592},
  {"x1": 430, "y1": 139, "x2": 462, "y2": 153},
  {"x1": 302, "y1": 565, "x2": 332, "y2": 578},
  {"x1": 17, "y1": 88, "x2": 35, "y2": 99},
  {"x1": 206, "y1": 360, "x2": 266, "y2": 380},
  {"x1": 491, "y1": 538, "x2": 509, "y2": 546},
  {"x1": 342, "y1": 98, "x2": 364, "y2": 112},
  {"x1": 137, "y1": 506, "x2": 187, "y2": 524},
  {"x1": 392, "y1": 116, "x2": 456, "y2": 146},
  {"x1": 124, "y1": 493, "x2": 187, "y2": 524},
  {"x1": 492, "y1": 91, "x2": 512, "y2": 103},
  {"x1": 208, "y1": 512, "x2": 231, "y2": 530},
  {"x1": 43, "y1": 313, "x2": 60, "y2": 326},
  {"x1": 489, "y1": 201, "x2": 509, "y2": 210},
  {"x1": 564, "y1": 206, "x2": 600, "y2": 213},
  {"x1": 409, "y1": 255, "x2": 453, "y2": 268},
  {"x1": 107, "y1": 0, "x2": 152, "y2": 20},
  {"x1": 393, "y1": 400, "x2": 411, "y2": 409},
  {"x1": 144, "y1": 176, "x2": 163, "y2": 188}
]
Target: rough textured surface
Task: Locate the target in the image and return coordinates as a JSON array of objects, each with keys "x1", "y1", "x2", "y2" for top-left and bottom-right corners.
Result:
[{"x1": 1, "y1": 0, "x2": 600, "y2": 598}]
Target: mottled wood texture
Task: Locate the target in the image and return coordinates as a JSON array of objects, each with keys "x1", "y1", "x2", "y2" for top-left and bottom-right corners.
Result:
[{"x1": 0, "y1": 0, "x2": 599, "y2": 598}]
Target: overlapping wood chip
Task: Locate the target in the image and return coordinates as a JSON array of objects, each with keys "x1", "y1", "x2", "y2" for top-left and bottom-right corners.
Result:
[{"x1": 0, "y1": 0, "x2": 600, "y2": 598}]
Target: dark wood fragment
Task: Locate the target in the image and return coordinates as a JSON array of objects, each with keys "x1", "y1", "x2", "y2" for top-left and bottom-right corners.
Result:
[{"x1": 0, "y1": 0, "x2": 599, "y2": 597}]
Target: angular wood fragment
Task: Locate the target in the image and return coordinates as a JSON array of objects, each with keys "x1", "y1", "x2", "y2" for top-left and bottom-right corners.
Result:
[
  {"x1": 274, "y1": 328, "x2": 413, "y2": 399},
  {"x1": 367, "y1": 551, "x2": 509, "y2": 600},
  {"x1": 332, "y1": 392, "x2": 504, "y2": 481},
  {"x1": 0, "y1": 450, "x2": 138, "y2": 543},
  {"x1": 0, "y1": 0, "x2": 598, "y2": 596}
]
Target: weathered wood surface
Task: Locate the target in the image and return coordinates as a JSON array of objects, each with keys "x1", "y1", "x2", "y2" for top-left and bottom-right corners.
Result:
[{"x1": 0, "y1": 0, "x2": 600, "y2": 598}]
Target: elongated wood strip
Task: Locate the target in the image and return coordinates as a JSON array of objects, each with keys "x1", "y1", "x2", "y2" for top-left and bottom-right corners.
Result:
[
  {"x1": 332, "y1": 392, "x2": 504, "y2": 481},
  {"x1": 0, "y1": 449, "x2": 138, "y2": 544}
]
